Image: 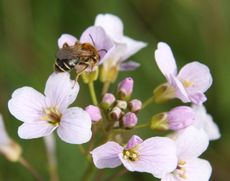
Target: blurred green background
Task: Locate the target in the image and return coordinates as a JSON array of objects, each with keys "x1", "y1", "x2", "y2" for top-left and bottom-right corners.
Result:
[{"x1": 0, "y1": 0, "x2": 229, "y2": 180}]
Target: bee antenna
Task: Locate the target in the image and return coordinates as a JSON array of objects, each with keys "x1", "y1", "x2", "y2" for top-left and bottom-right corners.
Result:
[
  {"x1": 89, "y1": 34, "x2": 96, "y2": 47},
  {"x1": 98, "y1": 49, "x2": 107, "y2": 53}
]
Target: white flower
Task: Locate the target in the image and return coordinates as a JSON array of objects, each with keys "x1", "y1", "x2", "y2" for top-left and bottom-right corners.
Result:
[
  {"x1": 162, "y1": 126, "x2": 212, "y2": 181},
  {"x1": 155, "y1": 42, "x2": 213, "y2": 105},
  {"x1": 95, "y1": 13, "x2": 147, "y2": 72},
  {"x1": 192, "y1": 104, "x2": 221, "y2": 141},
  {"x1": 0, "y1": 114, "x2": 22, "y2": 161},
  {"x1": 8, "y1": 73, "x2": 92, "y2": 144}
]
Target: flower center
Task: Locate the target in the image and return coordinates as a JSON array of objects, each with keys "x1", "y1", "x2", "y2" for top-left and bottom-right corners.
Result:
[
  {"x1": 175, "y1": 160, "x2": 187, "y2": 179},
  {"x1": 183, "y1": 79, "x2": 193, "y2": 88},
  {"x1": 123, "y1": 148, "x2": 139, "y2": 161},
  {"x1": 42, "y1": 107, "x2": 62, "y2": 126}
]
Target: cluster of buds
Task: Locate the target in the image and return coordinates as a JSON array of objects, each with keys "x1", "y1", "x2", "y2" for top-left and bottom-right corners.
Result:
[{"x1": 100, "y1": 77, "x2": 142, "y2": 129}]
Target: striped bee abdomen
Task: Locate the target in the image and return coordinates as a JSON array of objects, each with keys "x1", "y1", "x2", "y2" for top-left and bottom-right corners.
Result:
[{"x1": 55, "y1": 59, "x2": 76, "y2": 72}]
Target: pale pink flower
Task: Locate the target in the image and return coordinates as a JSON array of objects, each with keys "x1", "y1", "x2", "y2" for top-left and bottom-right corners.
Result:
[
  {"x1": 95, "y1": 13, "x2": 147, "y2": 71},
  {"x1": 8, "y1": 73, "x2": 92, "y2": 144},
  {"x1": 91, "y1": 135, "x2": 177, "y2": 178},
  {"x1": 155, "y1": 42, "x2": 212, "y2": 105},
  {"x1": 192, "y1": 104, "x2": 221, "y2": 141},
  {"x1": 0, "y1": 114, "x2": 22, "y2": 161},
  {"x1": 85, "y1": 105, "x2": 102, "y2": 123},
  {"x1": 57, "y1": 26, "x2": 113, "y2": 64},
  {"x1": 161, "y1": 126, "x2": 212, "y2": 181}
]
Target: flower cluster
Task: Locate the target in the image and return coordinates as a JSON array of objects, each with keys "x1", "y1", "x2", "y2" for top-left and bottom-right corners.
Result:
[{"x1": 1, "y1": 13, "x2": 220, "y2": 181}]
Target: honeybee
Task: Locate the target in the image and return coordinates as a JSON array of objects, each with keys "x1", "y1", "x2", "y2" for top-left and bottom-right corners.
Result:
[{"x1": 55, "y1": 35, "x2": 106, "y2": 78}]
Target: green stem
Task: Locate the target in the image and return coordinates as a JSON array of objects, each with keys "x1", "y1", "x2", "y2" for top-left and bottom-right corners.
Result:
[
  {"x1": 142, "y1": 96, "x2": 154, "y2": 109},
  {"x1": 102, "y1": 81, "x2": 110, "y2": 95},
  {"x1": 134, "y1": 123, "x2": 149, "y2": 129},
  {"x1": 88, "y1": 81, "x2": 98, "y2": 105},
  {"x1": 19, "y1": 157, "x2": 44, "y2": 181},
  {"x1": 82, "y1": 163, "x2": 94, "y2": 181}
]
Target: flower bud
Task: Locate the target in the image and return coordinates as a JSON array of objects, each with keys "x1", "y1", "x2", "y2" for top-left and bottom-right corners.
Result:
[
  {"x1": 150, "y1": 112, "x2": 168, "y2": 131},
  {"x1": 153, "y1": 83, "x2": 175, "y2": 104},
  {"x1": 116, "y1": 100, "x2": 127, "y2": 110},
  {"x1": 101, "y1": 93, "x2": 116, "y2": 109},
  {"x1": 117, "y1": 77, "x2": 134, "y2": 100},
  {"x1": 128, "y1": 99, "x2": 142, "y2": 113},
  {"x1": 110, "y1": 107, "x2": 122, "y2": 121},
  {"x1": 0, "y1": 115, "x2": 22, "y2": 162},
  {"x1": 81, "y1": 66, "x2": 99, "y2": 83},
  {"x1": 122, "y1": 112, "x2": 138, "y2": 129},
  {"x1": 85, "y1": 105, "x2": 102, "y2": 123},
  {"x1": 124, "y1": 135, "x2": 143, "y2": 150},
  {"x1": 167, "y1": 106, "x2": 195, "y2": 130}
]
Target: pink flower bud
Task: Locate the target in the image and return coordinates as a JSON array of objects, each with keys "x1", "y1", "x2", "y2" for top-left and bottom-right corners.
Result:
[
  {"x1": 167, "y1": 106, "x2": 195, "y2": 130},
  {"x1": 85, "y1": 105, "x2": 102, "y2": 123},
  {"x1": 128, "y1": 99, "x2": 142, "y2": 113},
  {"x1": 122, "y1": 112, "x2": 138, "y2": 128},
  {"x1": 124, "y1": 135, "x2": 143, "y2": 150},
  {"x1": 117, "y1": 77, "x2": 134, "y2": 100},
  {"x1": 110, "y1": 107, "x2": 122, "y2": 121},
  {"x1": 101, "y1": 93, "x2": 116, "y2": 109}
]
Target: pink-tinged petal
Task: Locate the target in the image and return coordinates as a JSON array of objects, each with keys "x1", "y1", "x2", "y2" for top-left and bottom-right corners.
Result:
[
  {"x1": 85, "y1": 105, "x2": 102, "y2": 123},
  {"x1": 170, "y1": 75, "x2": 190, "y2": 103},
  {"x1": 57, "y1": 107, "x2": 92, "y2": 144},
  {"x1": 178, "y1": 61, "x2": 213, "y2": 94},
  {"x1": 188, "y1": 92, "x2": 207, "y2": 105},
  {"x1": 120, "y1": 61, "x2": 140, "y2": 71},
  {"x1": 44, "y1": 72, "x2": 79, "y2": 111},
  {"x1": 101, "y1": 43, "x2": 127, "y2": 67},
  {"x1": 8, "y1": 87, "x2": 45, "y2": 123},
  {"x1": 192, "y1": 105, "x2": 221, "y2": 141},
  {"x1": 184, "y1": 158, "x2": 212, "y2": 181},
  {"x1": 175, "y1": 126, "x2": 209, "y2": 160},
  {"x1": 18, "y1": 122, "x2": 56, "y2": 139},
  {"x1": 125, "y1": 135, "x2": 143, "y2": 150},
  {"x1": 0, "y1": 114, "x2": 11, "y2": 145},
  {"x1": 80, "y1": 26, "x2": 113, "y2": 62},
  {"x1": 167, "y1": 106, "x2": 195, "y2": 131},
  {"x1": 58, "y1": 34, "x2": 77, "y2": 48},
  {"x1": 155, "y1": 42, "x2": 177, "y2": 80},
  {"x1": 120, "y1": 137, "x2": 177, "y2": 178},
  {"x1": 120, "y1": 36, "x2": 147, "y2": 61},
  {"x1": 95, "y1": 13, "x2": 124, "y2": 41},
  {"x1": 91, "y1": 141, "x2": 123, "y2": 169}
]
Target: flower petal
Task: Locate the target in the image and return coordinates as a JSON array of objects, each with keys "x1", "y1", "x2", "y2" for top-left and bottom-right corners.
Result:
[
  {"x1": 58, "y1": 34, "x2": 77, "y2": 48},
  {"x1": 169, "y1": 75, "x2": 190, "y2": 103},
  {"x1": 184, "y1": 158, "x2": 212, "y2": 181},
  {"x1": 18, "y1": 122, "x2": 56, "y2": 139},
  {"x1": 155, "y1": 42, "x2": 177, "y2": 80},
  {"x1": 91, "y1": 141, "x2": 123, "y2": 169},
  {"x1": 57, "y1": 107, "x2": 92, "y2": 144},
  {"x1": 178, "y1": 61, "x2": 213, "y2": 94},
  {"x1": 120, "y1": 137, "x2": 177, "y2": 178},
  {"x1": 161, "y1": 158, "x2": 212, "y2": 181},
  {"x1": 8, "y1": 87, "x2": 45, "y2": 123},
  {"x1": 80, "y1": 26, "x2": 113, "y2": 62},
  {"x1": 120, "y1": 36, "x2": 147, "y2": 61},
  {"x1": 192, "y1": 105, "x2": 221, "y2": 140},
  {"x1": 175, "y1": 126, "x2": 209, "y2": 160},
  {"x1": 188, "y1": 92, "x2": 207, "y2": 105},
  {"x1": 95, "y1": 13, "x2": 124, "y2": 41},
  {"x1": 119, "y1": 61, "x2": 140, "y2": 71},
  {"x1": 44, "y1": 72, "x2": 79, "y2": 111}
]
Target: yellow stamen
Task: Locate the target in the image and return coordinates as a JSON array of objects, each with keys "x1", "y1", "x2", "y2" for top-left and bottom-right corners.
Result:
[
  {"x1": 123, "y1": 147, "x2": 140, "y2": 162},
  {"x1": 41, "y1": 107, "x2": 62, "y2": 126},
  {"x1": 183, "y1": 79, "x2": 193, "y2": 88}
]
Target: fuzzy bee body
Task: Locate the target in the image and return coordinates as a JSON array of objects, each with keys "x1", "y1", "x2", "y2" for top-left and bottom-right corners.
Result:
[{"x1": 55, "y1": 42, "x2": 99, "y2": 75}]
